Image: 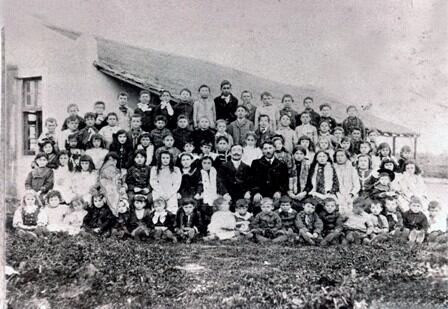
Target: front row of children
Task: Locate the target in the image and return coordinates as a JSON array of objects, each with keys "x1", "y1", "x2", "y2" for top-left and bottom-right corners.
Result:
[{"x1": 13, "y1": 186, "x2": 446, "y2": 246}]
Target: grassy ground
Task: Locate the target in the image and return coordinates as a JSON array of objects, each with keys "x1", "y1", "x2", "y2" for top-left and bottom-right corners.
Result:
[{"x1": 6, "y1": 233, "x2": 448, "y2": 309}]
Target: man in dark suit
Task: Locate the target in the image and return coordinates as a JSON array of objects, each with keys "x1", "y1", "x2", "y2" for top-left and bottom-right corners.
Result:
[
  {"x1": 250, "y1": 141, "x2": 289, "y2": 203},
  {"x1": 214, "y1": 80, "x2": 238, "y2": 124},
  {"x1": 218, "y1": 144, "x2": 251, "y2": 210}
]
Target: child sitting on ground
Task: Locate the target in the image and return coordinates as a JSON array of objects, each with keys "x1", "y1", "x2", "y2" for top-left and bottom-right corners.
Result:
[
  {"x1": 426, "y1": 201, "x2": 447, "y2": 244},
  {"x1": 63, "y1": 196, "x2": 88, "y2": 235},
  {"x1": 402, "y1": 196, "x2": 429, "y2": 244},
  {"x1": 251, "y1": 197, "x2": 283, "y2": 243},
  {"x1": 295, "y1": 198, "x2": 323, "y2": 245},
  {"x1": 275, "y1": 195, "x2": 298, "y2": 242},
  {"x1": 127, "y1": 195, "x2": 153, "y2": 240},
  {"x1": 233, "y1": 199, "x2": 253, "y2": 239},
  {"x1": 175, "y1": 198, "x2": 203, "y2": 243},
  {"x1": 149, "y1": 199, "x2": 177, "y2": 243},
  {"x1": 44, "y1": 190, "x2": 70, "y2": 233},
  {"x1": 319, "y1": 197, "x2": 346, "y2": 246},
  {"x1": 25, "y1": 153, "x2": 54, "y2": 200},
  {"x1": 13, "y1": 190, "x2": 47, "y2": 238},
  {"x1": 383, "y1": 196, "x2": 404, "y2": 238},
  {"x1": 111, "y1": 199, "x2": 131, "y2": 239},
  {"x1": 205, "y1": 197, "x2": 237, "y2": 241},
  {"x1": 82, "y1": 190, "x2": 116, "y2": 236},
  {"x1": 342, "y1": 197, "x2": 373, "y2": 245},
  {"x1": 366, "y1": 199, "x2": 389, "y2": 244}
]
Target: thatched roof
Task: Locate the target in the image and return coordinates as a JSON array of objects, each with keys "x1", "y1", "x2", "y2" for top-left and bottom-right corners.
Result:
[{"x1": 48, "y1": 24, "x2": 418, "y2": 137}]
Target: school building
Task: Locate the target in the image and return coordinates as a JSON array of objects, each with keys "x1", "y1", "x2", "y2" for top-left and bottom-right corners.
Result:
[{"x1": 3, "y1": 15, "x2": 419, "y2": 200}]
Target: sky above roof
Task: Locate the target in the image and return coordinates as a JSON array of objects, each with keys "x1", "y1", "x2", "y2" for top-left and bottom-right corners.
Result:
[{"x1": 3, "y1": 0, "x2": 448, "y2": 153}]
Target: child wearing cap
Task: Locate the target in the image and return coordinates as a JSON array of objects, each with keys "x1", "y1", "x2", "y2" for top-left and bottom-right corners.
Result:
[
  {"x1": 250, "y1": 198, "x2": 283, "y2": 243},
  {"x1": 175, "y1": 198, "x2": 203, "y2": 243},
  {"x1": 319, "y1": 197, "x2": 346, "y2": 246},
  {"x1": 127, "y1": 194, "x2": 153, "y2": 240},
  {"x1": 275, "y1": 196, "x2": 298, "y2": 242},
  {"x1": 295, "y1": 197, "x2": 323, "y2": 245},
  {"x1": 370, "y1": 168, "x2": 397, "y2": 203},
  {"x1": 341, "y1": 197, "x2": 373, "y2": 245},
  {"x1": 172, "y1": 114, "x2": 193, "y2": 151},
  {"x1": 276, "y1": 114, "x2": 297, "y2": 153},
  {"x1": 402, "y1": 196, "x2": 429, "y2": 244},
  {"x1": 234, "y1": 199, "x2": 254, "y2": 239},
  {"x1": 227, "y1": 105, "x2": 254, "y2": 145}
]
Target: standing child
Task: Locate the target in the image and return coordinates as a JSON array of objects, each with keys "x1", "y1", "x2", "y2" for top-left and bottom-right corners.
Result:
[
  {"x1": 58, "y1": 115, "x2": 79, "y2": 151},
  {"x1": 154, "y1": 90, "x2": 175, "y2": 129},
  {"x1": 150, "y1": 151, "x2": 182, "y2": 214},
  {"x1": 134, "y1": 90, "x2": 156, "y2": 132},
  {"x1": 98, "y1": 112, "x2": 120, "y2": 148},
  {"x1": 250, "y1": 198, "x2": 283, "y2": 243},
  {"x1": 82, "y1": 190, "x2": 116, "y2": 236},
  {"x1": 275, "y1": 196, "x2": 298, "y2": 242},
  {"x1": 297, "y1": 135, "x2": 315, "y2": 162},
  {"x1": 240, "y1": 90, "x2": 257, "y2": 123},
  {"x1": 341, "y1": 197, "x2": 373, "y2": 245},
  {"x1": 298, "y1": 97, "x2": 320, "y2": 127},
  {"x1": 228, "y1": 105, "x2": 254, "y2": 146},
  {"x1": 150, "y1": 116, "x2": 171, "y2": 149},
  {"x1": 93, "y1": 101, "x2": 108, "y2": 130},
  {"x1": 214, "y1": 136, "x2": 231, "y2": 169},
  {"x1": 13, "y1": 190, "x2": 47, "y2": 237},
  {"x1": 172, "y1": 114, "x2": 193, "y2": 151},
  {"x1": 254, "y1": 115, "x2": 275, "y2": 148},
  {"x1": 149, "y1": 199, "x2": 177, "y2": 242},
  {"x1": 154, "y1": 134, "x2": 182, "y2": 165},
  {"x1": 78, "y1": 112, "x2": 98, "y2": 149},
  {"x1": 319, "y1": 197, "x2": 346, "y2": 246},
  {"x1": 175, "y1": 198, "x2": 203, "y2": 243},
  {"x1": 63, "y1": 196, "x2": 88, "y2": 235},
  {"x1": 71, "y1": 155, "x2": 97, "y2": 204},
  {"x1": 278, "y1": 94, "x2": 299, "y2": 129},
  {"x1": 214, "y1": 80, "x2": 239, "y2": 124},
  {"x1": 44, "y1": 190, "x2": 70, "y2": 232},
  {"x1": 128, "y1": 114, "x2": 146, "y2": 148},
  {"x1": 295, "y1": 112, "x2": 318, "y2": 145},
  {"x1": 276, "y1": 114, "x2": 296, "y2": 153},
  {"x1": 402, "y1": 196, "x2": 429, "y2": 244},
  {"x1": 109, "y1": 130, "x2": 133, "y2": 173},
  {"x1": 38, "y1": 118, "x2": 59, "y2": 151},
  {"x1": 318, "y1": 120, "x2": 334, "y2": 142},
  {"x1": 241, "y1": 132, "x2": 262, "y2": 167},
  {"x1": 205, "y1": 197, "x2": 237, "y2": 241},
  {"x1": 127, "y1": 195, "x2": 153, "y2": 240},
  {"x1": 397, "y1": 145, "x2": 421, "y2": 174},
  {"x1": 316, "y1": 136, "x2": 334, "y2": 159},
  {"x1": 126, "y1": 150, "x2": 151, "y2": 202},
  {"x1": 342, "y1": 105, "x2": 365, "y2": 138},
  {"x1": 62, "y1": 103, "x2": 86, "y2": 130},
  {"x1": 194, "y1": 84, "x2": 216, "y2": 129},
  {"x1": 319, "y1": 103, "x2": 338, "y2": 133},
  {"x1": 233, "y1": 199, "x2": 253, "y2": 239},
  {"x1": 332, "y1": 126, "x2": 344, "y2": 149},
  {"x1": 53, "y1": 150, "x2": 74, "y2": 203},
  {"x1": 85, "y1": 134, "x2": 108, "y2": 170},
  {"x1": 135, "y1": 132, "x2": 155, "y2": 166},
  {"x1": 254, "y1": 92, "x2": 279, "y2": 131},
  {"x1": 356, "y1": 155, "x2": 376, "y2": 197},
  {"x1": 295, "y1": 198, "x2": 323, "y2": 245},
  {"x1": 173, "y1": 88, "x2": 194, "y2": 128},
  {"x1": 333, "y1": 149, "x2": 360, "y2": 216},
  {"x1": 25, "y1": 153, "x2": 54, "y2": 200},
  {"x1": 192, "y1": 117, "x2": 215, "y2": 152},
  {"x1": 215, "y1": 119, "x2": 234, "y2": 147},
  {"x1": 349, "y1": 128, "x2": 363, "y2": 155},
  {"x1": 114, "y1": 92, "x2": 133, "y2": 131}
]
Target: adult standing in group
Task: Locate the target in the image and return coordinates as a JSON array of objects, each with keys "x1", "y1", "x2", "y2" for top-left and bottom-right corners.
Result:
[
  {"x1": 114, "y1": 92, "x2": 134, "y2": 131},
  {"x1": 214, "y1": 80, "x2": 238, "y2": 124},
  {"x1": 250, "y1": 141, "x2": 289, "y2": 205},
  {"x1": 218, "y1": 144, "x2": 251, "y2": 210}
]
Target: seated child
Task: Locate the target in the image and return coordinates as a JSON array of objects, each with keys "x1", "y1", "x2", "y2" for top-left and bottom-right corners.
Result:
[
  {"x1": 402, "y1": 196, "x2": 429, "y2": 244},
  {"x1": 250, "y1": 197, "x2": 283, "y2": 243},
  {"x1": 25, "y1": 153, "x2": 54, "y2": 200},
  {"x1": 82, "y1": 191, "x2": 116, "y2": 236},
  {"x1": 111, "y1": 198, "x2": 131, "y2": 239},
  {"x1": 205, "y1": 197, "x2": 237, "y2": 241},
  {"x1": 126, "y1": 150, "x2": 151, "y2": 202},
  {"x1": 288, "y1": 146, "x2": 310, "y2": 210},
  {"x1": 149, "y1": 198, "x2": 177, "y2": 242},
  {"x1": 63, "y1": 196, "x2": 88, "y2": 236},
  {"x1": 383, "y1": 196, "x2": 404, "y2": 238},
  {"x1": 127, "y1": 195, "x2": 153, "y2": 240},
  {"x1": 295, "y1": 198, "x2": 323, "y2": 245},
  {"x1": 426, "y1": 201, "x2": 447, "y2": 244},
  {"x1": 177, "y1": 153, "x2": 201, "y2": 200},
  {"x1": 366, "y1": 199, "x2": 389, "y2": 244},
  {"x1": 175, "y1": 198, "x2": 203, "y2": 243},
  {"x1": 44, "y1": 190, "x2": 70, "y2": 233},
  {"x1": 272, "y1": 135, "x2": 294, "y2": 177},
  {"x1": 233, "y1": 199, "x2": 253, "y2": 239},
  {"x1": 319, "y1": 197, "x2": 346, "y2": 246},
  {"x1": 13, "y1": 190, "x2": 48, "y2": 238},
  {"x1": 275, "y1": 195, "x2": 298, "y2": 242},
  {"x1": 342, "y1": 197, "x2": 373, "y2": 245},
  {"x1": 357, "y1": 155, "x2": 376, "y2": 197},
  {"x1": 370, "y1": 168, "x2": 397, "y2": 202}
]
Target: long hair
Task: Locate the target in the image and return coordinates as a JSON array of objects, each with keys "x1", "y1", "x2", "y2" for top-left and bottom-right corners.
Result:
[
  {"x1": 110, "y1": 129, "x2": 133, "y2": 153},
  {"x1": 156, "y1": 150, "x2": 174, "y2": 174},
  {"x1": 77, "y1": 154, "x2": 96, "y2": 172},
  {"x1": 89, "y1": 133, "x2": 106, "y2": 149},
  {"x1": 376, "y1": 142, "x2": 392, "y2": 158},
  {"x1": 297, "y1": 135, "x2": 316, "y2": 152},
  {"x1": 100, "y1": 152, "x2": 120, "y2": 170},
  {"x1": 21, "y1": 190, "x2": 43, "y2": 208},
  {"x1": 57, "y1": 150, "x2": 70, "y2": 168}
]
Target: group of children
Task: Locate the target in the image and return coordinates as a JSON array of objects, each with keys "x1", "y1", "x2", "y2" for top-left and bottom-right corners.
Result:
[{"x1": 13, "y1": 81, "x2": 447, "y2": 246}]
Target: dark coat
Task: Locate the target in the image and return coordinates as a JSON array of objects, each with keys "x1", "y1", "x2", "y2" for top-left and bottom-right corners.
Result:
[
  {"x1": 297, "y1": 108, "x2": 321, "y2": 127},
  {"x1": 250, "y1": 157, "x2": 289, "y2": 197},
  {"x1": 127, "y1": 209, "x2": 153, "y2": 232},
  {"x1": 295, "y1": 211, "x2": 323, "y2": 234},
  {"x1": 178, "y1": 168, "x2": 201, "y2": 199},
  {"x1": 82, "y1": 206, "x2": 116, "y2": 234},
  {"x1": 218, "y1": 161, "x2": 251, "y2": 202},
  {"x1": 384, "y1": 211, "x2": 404, "y2": 231},
  {"x1": 134, "y1": 103, "x2": 157, "y2": 132},
  {"x1": 25, "y1": 167, "x2": 54, "y2": 194},
  {"x1": 402, "y1": 211, "x2": 429, "y2": 231},
  {"x1": 175, "y1": 208, "x2": 203, "y2": 233},
  {"x1": 319, "y1": 116, "x2": 338, "y2": 132},
  {"x1": 276, "y1": 209, "x2": 298, "y2": 230},
  {"x1": 172, "y1": 127, "x2": 193, "y2": 150},
  {"x1": 149, "y1": 211, "x2": 176, "y2": 231},
  {"x1": 173, "y1": 101, "x2": 194, "y2": 126},
  {"x1": 319, "y1": 210, "x2": 345, "y2": 235},
  {"x1": 191, "y1": 128, "x2": 215, "y2": 152},
  {"x1": 126, "y1": 164, "x2": 151, "y2": 191},
  {"x1": 214, "y1": 94, "x2": 239, "y2": 124}
]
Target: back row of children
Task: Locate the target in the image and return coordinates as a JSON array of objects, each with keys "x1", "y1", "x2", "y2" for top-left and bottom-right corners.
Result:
[{"x1": 17, "y1": 80, "x2": 446, "y2": 245}]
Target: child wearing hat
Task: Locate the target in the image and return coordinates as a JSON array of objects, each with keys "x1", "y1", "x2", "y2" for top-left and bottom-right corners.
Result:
[
  {"x1": 319, "y1": 196, "x2": 346, "y2": 246},
  {"x1": 295, "y1": 197, "x2": 323, "y2": 245},
  {"x1": 402, "y1": 196, "x2": 429, "y2": 244},
  {"x1": 341, "y1": 197, "x2": 373, "y2": 245},
  {"x1": 234, "y1": 199, "x2": 254, "y2": 239},
  {"x1": 275, "y1": 195, "x2": 298, "y2": 242},
  {"x1": 371, "y1": 168, "x2": 397, "y2": 202}
]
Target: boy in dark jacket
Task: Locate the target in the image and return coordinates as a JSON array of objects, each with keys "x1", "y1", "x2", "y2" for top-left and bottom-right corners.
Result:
[
  {"x1": 82, "y1": 193, "x2": 116, "y2": 236},
  {"x1": 134, "y1": 90, "x2": 156, "y2": 132},
  {"x1": 402, "y1": 196, "x2": 429, "y2": 244},
  {"x1": 111, "y1": 198, "x2": 131, "y2": 239},
  {"x1": 192, "y1": 117, "x2": 215, "y2": 152},
  {"x1": 175, "y1": 198, "x2": 203, "y2": 243},
  {"x1": 295, "y1": 197, "x2": 323, "y2": 245},
  {"x1": 251, "y1": 198, "x2": 283, "y2": 242},
  {"x1": 127, "y1": 195, "x2": 153, "y2": 240},
  {"x1": 150, "y1": 115, "x2": 171, "y2": 149},
  {"x1": 173, "y1": 88, "x2": 194, "y2": 128},
  {"x1": 172, "y1": 114, "x2": 193, "y2": 150},
  {"x1": 319, "y1": 197, "x2": 346, "y2": 246},
  {"x1": 126, "y1": 150, "x2": 151, "y2": 202},
  {"x1": 25, "y1": 153, "x2": 54, "y2": 201},
  {"x1": 77, "y1": 112, "x2": 98, "y2": 149},
  {"x1": 275, "y1": 195, "x2": 298, "y2": 242}
]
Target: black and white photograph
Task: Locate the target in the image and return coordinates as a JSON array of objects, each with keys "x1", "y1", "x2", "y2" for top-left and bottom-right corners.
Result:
[{"x1": 1, "y1": 0, "x2": 447, "y2": 308}]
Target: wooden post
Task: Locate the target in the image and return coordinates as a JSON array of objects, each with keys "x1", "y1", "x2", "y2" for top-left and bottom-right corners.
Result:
[
  {"x1": 392, "y1": 136, "x2": 397, "y2": 156},
  {"x1": 413, "y1": 136, "x2": 418, "y2": 159}
]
